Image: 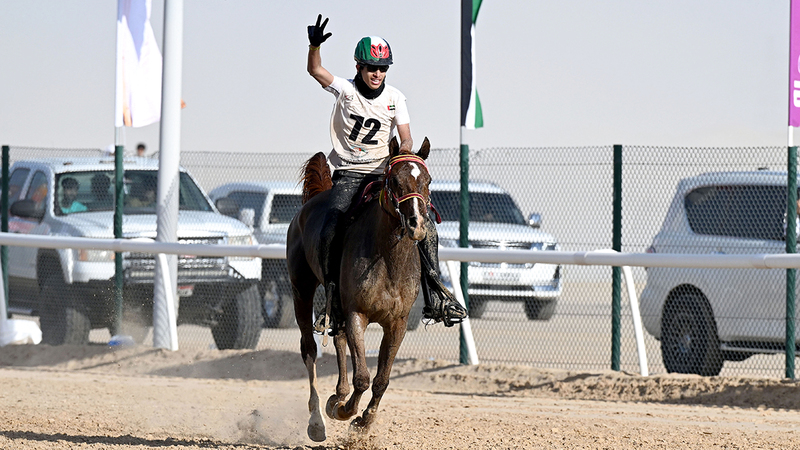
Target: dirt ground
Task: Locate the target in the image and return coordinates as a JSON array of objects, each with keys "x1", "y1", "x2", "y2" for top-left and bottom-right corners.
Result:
[{"x1": 1, "y1": 344, "x2": 800, "y2": 449}]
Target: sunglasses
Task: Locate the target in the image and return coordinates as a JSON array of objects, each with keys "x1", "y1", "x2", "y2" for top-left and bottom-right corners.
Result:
[{"x1": 364, "y1": 64, "x2": 389, "y2": 73}]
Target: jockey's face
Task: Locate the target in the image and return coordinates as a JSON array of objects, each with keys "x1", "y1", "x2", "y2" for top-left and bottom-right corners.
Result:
[{"x1": 357, "y1": 64, "x2": 387, "y2": 90}]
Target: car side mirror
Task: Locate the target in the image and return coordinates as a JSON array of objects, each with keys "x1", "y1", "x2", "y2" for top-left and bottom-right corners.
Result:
[
  {"x1": 238, "y1": 208, "x2": 255, "y2": 229},
  {"x1": 527, "y1": 213, "x2": 542, "y2": 229},
  {"x1": 10, "y1": 199, "x2": 44, "y2": 221},
  {"x1": 215, "y1": 197, "x2": 239, "y2": 218}
]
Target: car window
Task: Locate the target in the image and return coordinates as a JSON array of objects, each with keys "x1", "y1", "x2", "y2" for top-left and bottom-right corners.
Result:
[
  {"x1": 269, "y1": 194, "x2": 303, "y2": 224},
  {"x1": 123, "y1": 171, "x2": 212, "y2": 213},
  {"x1": 226, "y1": 191, "x2": 267, "y2": 225},
  {"x1": 55, "y1": 172, "x2": 111, "y2": 215},
  {"x1": 430, "y1": 190, "x2": 527, "y2": 224},
  {"x1": 25, "y1": 171, "x2": 49, "y2": 215},
  {"x1": 7, "y1": 168, "x2": 29, "y2": 204},
  {"x1": 684, "y1": 185, "x2": 786, "y2": 241},
  {"x1": 50, "y1": 170, "x2": 212, "y2": 215}
]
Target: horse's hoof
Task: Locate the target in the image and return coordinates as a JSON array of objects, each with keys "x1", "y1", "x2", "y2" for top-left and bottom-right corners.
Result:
[
  {"x1": 325, "y1": 395, "x2": 338, "y2": 419},
  {"x1": 349, "y1": 416, "x2": 369, "y2": 431},
  {"x1": 307, "y1": 423, "x2": 326, "y2": 442}
]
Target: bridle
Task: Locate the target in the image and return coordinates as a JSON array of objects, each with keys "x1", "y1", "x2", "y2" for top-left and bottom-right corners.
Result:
[{"x1": 379, "y1": 154, "x2": 430, "y2": 237}]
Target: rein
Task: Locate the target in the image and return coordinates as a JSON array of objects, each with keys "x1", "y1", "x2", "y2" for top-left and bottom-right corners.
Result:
[{"x1": 379, "y1": 154, "x2": 430, "y2": 236}]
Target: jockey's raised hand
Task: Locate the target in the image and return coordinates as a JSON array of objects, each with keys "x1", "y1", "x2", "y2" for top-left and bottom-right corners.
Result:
[{"x1": 308, "y1": 14, "x2": 332, "y2": 47}]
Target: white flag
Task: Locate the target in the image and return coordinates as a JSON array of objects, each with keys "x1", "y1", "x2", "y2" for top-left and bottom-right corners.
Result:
[{"x1": 115, "y1": 0, "x2": 162, "y2": 127}]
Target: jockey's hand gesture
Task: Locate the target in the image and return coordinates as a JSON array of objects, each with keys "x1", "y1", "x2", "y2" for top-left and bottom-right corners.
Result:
[{"x1": 308, "y1": 14, "x2": 332, "y2": 47}]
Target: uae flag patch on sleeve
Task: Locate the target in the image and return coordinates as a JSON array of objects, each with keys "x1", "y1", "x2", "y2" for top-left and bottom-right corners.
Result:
[{"x1": 387, "y1": 104, "x2": 395, "y2": 111}]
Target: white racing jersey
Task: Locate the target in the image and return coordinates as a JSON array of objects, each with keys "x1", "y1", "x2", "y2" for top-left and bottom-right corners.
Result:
[{"x1": 324, "y1": 75, "x2": 410, "y2": 174}]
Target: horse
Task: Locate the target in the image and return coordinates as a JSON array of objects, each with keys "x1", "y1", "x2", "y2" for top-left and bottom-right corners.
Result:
[{"x1": 286, "y1": 137, "x2": 432, "y2": 442}]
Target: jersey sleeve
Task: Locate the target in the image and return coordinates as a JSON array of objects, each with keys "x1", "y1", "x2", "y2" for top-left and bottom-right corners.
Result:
[
  {"x1": 323, "y1": 76, "x2": 350, "y2": 97},
  {"x1": 393, "y1": 93, "x2": 410, "y2": 126}
]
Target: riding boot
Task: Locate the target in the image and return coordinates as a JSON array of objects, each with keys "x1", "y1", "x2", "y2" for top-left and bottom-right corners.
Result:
[
  {"x1": 419, "y1": 217, "x2": 468, "y2": 327},
  {"x1": 317, "y1": 208, "x2": 345, "y2": 335}
]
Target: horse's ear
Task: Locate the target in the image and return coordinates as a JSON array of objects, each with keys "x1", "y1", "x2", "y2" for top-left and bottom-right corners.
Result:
[
  {"x1": 389, "y1": 136, "x2": 400, "y2": 158},
  {"x1": 416, "y1": 137, "x2": 430, "y2": 160}
]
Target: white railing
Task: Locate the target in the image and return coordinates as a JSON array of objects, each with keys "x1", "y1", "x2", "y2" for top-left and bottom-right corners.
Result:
[{"x1": 3, "y1": 232, "x2": 800, "y2": 374}]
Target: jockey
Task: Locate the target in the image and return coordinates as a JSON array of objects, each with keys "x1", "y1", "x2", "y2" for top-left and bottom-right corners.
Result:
[{"x1": 306, "y1": 14, "x2": 467, "y2": 327}]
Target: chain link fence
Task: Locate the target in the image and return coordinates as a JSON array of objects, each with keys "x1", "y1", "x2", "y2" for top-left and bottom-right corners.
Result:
[{"x1": 2, "y1": 144, "x2": 796, "y2": 378}]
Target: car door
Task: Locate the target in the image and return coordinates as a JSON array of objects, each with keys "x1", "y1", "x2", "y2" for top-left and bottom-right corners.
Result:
[
  {"x1": 712, "y1": 184, "x2": 786, "y2": 342},
  {"x1": 9, "y1": 171, "x2": 51, "y2": 282}
]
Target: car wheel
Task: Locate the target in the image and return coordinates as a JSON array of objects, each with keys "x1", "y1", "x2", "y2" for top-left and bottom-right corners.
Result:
[
  {"x1": 39, "y1": 274, "x2": 90, "y2": 345},
  {"x1": 467, "y1": 298, "x2": 487, "y2": 319},
  {"x1": 523, "y1": 298, "x2": 556, "y2": 321},
  {"x1": 261, "y1": 261, "x2": 296, "y2": 329},
  {"x1": 211, "y1": 284, "x2": 262, "y2": 350},
  {"x1": 660, "y1": 290, "x2": 723, "y2": 376},
  {"x1": 261, "y1": 279, "x2": 296, "y2": 329}
]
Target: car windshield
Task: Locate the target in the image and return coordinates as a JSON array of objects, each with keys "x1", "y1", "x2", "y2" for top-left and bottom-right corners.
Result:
[
  {"x1": 54, "y1": 171, "x2": 212, "y2": 216},
  {"x1": 430, "y1": 190, "x2": 527, "y2": 224}
]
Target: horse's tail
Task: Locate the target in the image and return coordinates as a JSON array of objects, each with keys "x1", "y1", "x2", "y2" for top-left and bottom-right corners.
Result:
[{"x1": 300, "y1": 152, "x2": 333, "y2": 204}]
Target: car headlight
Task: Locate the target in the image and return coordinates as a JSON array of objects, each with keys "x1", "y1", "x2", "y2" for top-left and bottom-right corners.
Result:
[
  {"x1": 228, "y1": 234, "x2": 255, "y2": 261},
  {"x1": 438, "y1": 239, "x2": 459, "y2": 248},
  {"x1": 78, "y1": 249, "x2": 115, "y2": 262}
]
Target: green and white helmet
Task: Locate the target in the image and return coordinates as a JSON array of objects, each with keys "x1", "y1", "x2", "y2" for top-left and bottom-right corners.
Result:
[{"x1": 354, "y1": 36, "x2": 393, "y2": 66}]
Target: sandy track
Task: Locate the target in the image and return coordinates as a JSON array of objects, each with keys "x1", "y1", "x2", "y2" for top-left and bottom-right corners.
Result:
[{"x1": 1, "y1": 345, "x2": 800, "y2": 449}]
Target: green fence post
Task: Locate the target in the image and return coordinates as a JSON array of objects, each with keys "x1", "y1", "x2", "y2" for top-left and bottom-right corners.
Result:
[
  {"x1": 1, "y1": 145, "x2": 8, "y2": 310},
  {"x1": 611, "y1": 144, "x2": 622, "y2": 371},
  {"x1": 459, "y1": 140, "x2": 470, "y2": 365},
  {"x1": 787, "y1": 145, "x2": 797, "y2": 380},
  {"x1": 114, "y1": 145, "x2": 124, "y2": 334}
]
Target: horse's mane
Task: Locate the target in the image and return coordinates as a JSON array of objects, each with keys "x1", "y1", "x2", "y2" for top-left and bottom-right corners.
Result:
[{"x1": 300, "y1": 152, "x2": 333, "y2": 204}]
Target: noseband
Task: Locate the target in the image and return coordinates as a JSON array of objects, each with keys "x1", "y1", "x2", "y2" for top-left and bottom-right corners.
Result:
[{"x1": 379, "y1": 154, "x2": 429, "y2": 237}]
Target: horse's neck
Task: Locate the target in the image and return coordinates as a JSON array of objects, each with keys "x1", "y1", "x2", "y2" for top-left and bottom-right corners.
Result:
[{"x1": 366, "y1": 203, "x2": 418, "y2": 260}]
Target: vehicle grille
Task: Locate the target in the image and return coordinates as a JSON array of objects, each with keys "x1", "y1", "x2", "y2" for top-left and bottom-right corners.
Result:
[{"x1": 125, "y1": 237, "x2": 228, "y2": 281}]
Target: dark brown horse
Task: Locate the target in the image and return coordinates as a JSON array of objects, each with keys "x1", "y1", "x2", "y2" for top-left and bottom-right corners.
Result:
[{"x1": 287, "y1": 137, "x2": 432, "y2": 441}]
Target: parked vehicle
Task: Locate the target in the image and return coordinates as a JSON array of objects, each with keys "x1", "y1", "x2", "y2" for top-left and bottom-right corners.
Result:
[
  {"x1": 640, "y1": 170, "x2": 797, "y2": 376},
  {"x1": 429, "y1": 180, "x2": 562, "y2": 320},
  {"x1": 209, "y1": 181, "x2": 428, "y2": 330},
  {"x1": 6, "y1": 157, "x2": 262, "y2": 349}
]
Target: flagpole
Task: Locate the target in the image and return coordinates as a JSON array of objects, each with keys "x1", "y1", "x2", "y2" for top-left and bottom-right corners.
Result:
[
  {"x1": 787, "y1": 0, "x2": 798, "y2": 380},
  {"x1": 113, "y1": 2, "x2": 124, "y2": 338},
  {"x1": 153, "y1": 0, "x2": 183, "y2": 351}
]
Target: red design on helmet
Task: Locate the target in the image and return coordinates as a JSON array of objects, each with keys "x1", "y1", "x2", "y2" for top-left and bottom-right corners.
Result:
[{"x1": 371, "y1": 44, "x2": 390, "y2": 59}]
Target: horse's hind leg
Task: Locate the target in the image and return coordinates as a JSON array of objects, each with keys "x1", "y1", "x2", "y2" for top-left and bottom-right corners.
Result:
[
  {"x1": 325, "y1": 329, "x2": 351, "y2": 420},
  {"x1": 353, "y1": 322, "x2": 407, "y2": 429},
  {"x1": 293, "y1": 279, "x2": 326, "y2": 442}
]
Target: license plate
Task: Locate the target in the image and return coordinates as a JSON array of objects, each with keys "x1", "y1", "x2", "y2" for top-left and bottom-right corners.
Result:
[
  {"x1": 483, "y1": 270, "x2": 519, "y2": 283},
  {"x1": 177, "y1": 285, "x2": 194, "y2": 297}
]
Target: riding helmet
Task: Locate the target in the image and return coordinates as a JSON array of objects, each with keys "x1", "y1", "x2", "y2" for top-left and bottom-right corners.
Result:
[{"x1": 354, "y1": 36, "x2": 393, "y2": 66}]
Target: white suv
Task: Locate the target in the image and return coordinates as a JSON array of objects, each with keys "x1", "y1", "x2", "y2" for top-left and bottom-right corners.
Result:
[
  {"x1": 430, "y1": 180, "x2": 562, "y2": 320},
  {"x1": 640, "y1": 170, "x2": 795, "y2": 376},
  {"x1": 6, "y1": 157, "x2": 262, "y2": 349}
]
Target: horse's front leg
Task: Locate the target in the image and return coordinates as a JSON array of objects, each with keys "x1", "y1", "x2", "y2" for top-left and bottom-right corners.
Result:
[
  {"x1": 326, "y1": 329, "x2": 350, "y2": 420},
  {"x1": 334, "y1": 313, "x2": 370, "y2": 420},
  {"x1": 352, "y1": 321, "x2": 407, "y2": 430}
]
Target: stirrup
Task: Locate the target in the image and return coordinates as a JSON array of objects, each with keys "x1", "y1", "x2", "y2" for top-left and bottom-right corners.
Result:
[
  {"x1": 313, "y1": 282, "x2": 337, "y2": 346},
  {"x1": 422, "y1": 287, "x2": 468, "y2": 327},
  {"x1": 423, "y1": 301, "x2": 468, "y2": 327}
]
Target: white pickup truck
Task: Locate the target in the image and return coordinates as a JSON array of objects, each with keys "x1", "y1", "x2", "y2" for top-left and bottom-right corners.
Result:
[{"x1": 6, "y1": 157, "x2": 262, "y2": 349}]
